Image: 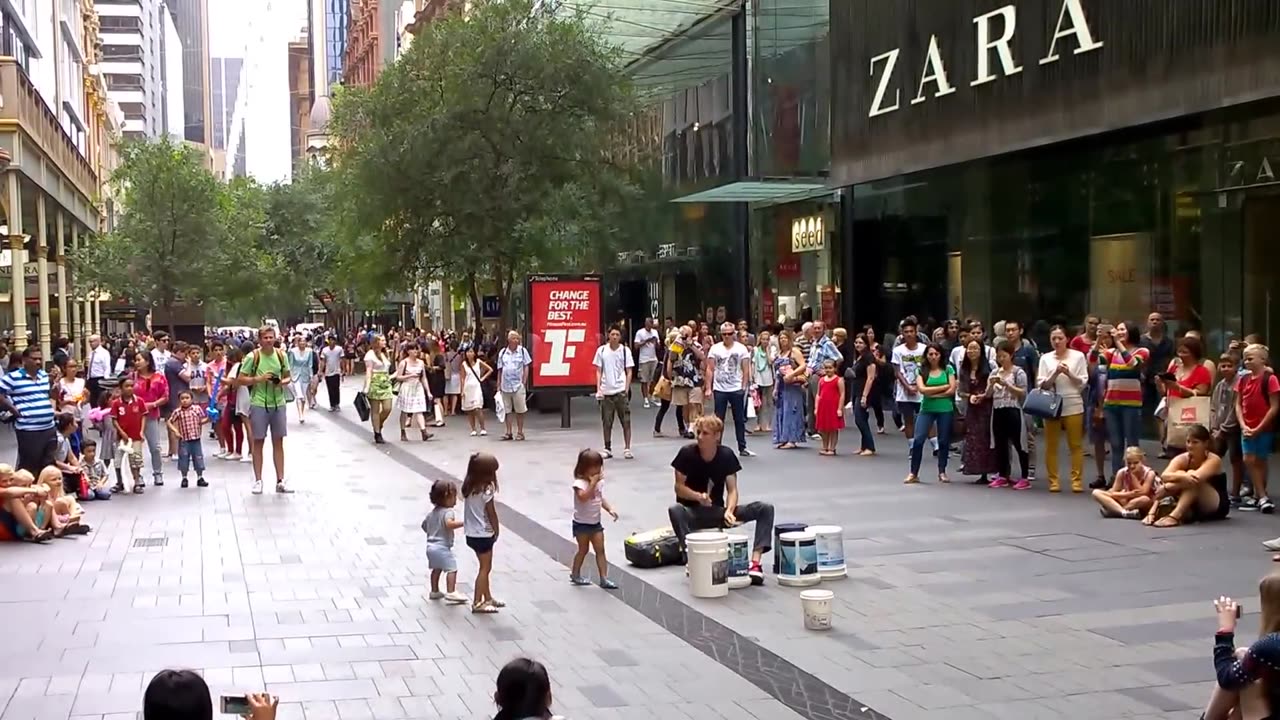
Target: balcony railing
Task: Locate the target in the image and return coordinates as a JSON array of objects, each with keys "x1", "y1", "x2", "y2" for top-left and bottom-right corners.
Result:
[{"x1": 0, "y1": 57, "x2": 98, "y2": 201}]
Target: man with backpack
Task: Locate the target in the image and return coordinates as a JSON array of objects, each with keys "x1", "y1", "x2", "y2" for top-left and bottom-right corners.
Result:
[{"x1": 236, "y1": 326, "x2": 292, "y2": 494}]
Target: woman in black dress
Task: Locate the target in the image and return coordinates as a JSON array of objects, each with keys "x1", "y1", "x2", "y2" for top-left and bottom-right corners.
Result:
[{"x1": 424, "y1": 339, "x2": 448, "y2": 426}]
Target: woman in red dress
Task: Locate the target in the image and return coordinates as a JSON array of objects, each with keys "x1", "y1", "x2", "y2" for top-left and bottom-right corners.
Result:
[{"x1": 814, "y1": 359, "x2": 845, "y2": 456}]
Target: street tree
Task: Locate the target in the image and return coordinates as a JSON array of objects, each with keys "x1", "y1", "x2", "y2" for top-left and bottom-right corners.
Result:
[
  {"x1": 72, "y1": 137, "x2": 232, "y2": 327},
  {"x1": 328, "y1": 0, "x2": 637, "y2": 329}
]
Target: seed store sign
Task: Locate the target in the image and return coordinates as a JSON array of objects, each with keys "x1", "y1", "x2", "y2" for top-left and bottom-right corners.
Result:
[{"x1": 867, "y1": 0, "x2": 1102, "y2": 118}]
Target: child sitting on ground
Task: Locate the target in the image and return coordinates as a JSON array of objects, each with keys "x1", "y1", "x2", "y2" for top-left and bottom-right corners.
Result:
[
  {"x1": 1092, "y1": 446, "x2": 1157, "y2": 519},
  {"x1": 0, "y1": 465, "x2": 51, "y2": 542},
  {"x1": 81, "y1": 440, "x2": 110, "y2": 501},
  {"x1": 38, "y1": 466, "x2": 89, "y2": 535}
]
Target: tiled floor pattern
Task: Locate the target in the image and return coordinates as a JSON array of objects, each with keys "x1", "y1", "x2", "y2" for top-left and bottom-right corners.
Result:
[
  {"x1": 0, "y1": 413, "x2": 809, "y2": 720},
  {"x1": 330, "y1": 385, "x2": 1280, "y2": 720}
]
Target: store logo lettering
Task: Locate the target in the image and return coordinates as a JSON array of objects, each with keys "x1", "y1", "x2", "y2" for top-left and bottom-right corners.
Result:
[{"x1": 869, "y1": 0, "x2": 1104, "y2": 118}]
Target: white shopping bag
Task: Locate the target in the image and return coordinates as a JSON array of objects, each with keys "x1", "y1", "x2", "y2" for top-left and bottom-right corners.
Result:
[{"x1": 494, "y1": 392, "x2": 507, "y2": 423}]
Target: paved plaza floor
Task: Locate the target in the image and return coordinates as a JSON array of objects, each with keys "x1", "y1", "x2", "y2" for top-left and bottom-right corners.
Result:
[{"x1": 2, "y1": 380, "x2": 1277, "y2": 720}]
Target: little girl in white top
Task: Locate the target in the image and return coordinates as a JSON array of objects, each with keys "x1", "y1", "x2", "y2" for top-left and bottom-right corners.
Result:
[
  {"x1": 462, "y1": 452, "x2": 502, "y2": 613},
  {"x1": 569, "y1": 449, "x2": 619, "y2": 589}
]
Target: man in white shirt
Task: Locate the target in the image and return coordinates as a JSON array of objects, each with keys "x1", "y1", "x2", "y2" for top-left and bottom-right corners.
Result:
[
  {"x1": 594, "y1": 327, "x2": 635, "y2": 459},
  {"x1": 705, "y1": 322, "x2": 755, "y2": 457},
  {"x1": 86, "y1": 334, "x2": 113, "y2": 407},
  {"x1": 633, "y1": 317, "x2": 660, "y2": 408},
  {"x1": 891, "y1": 318, "x2": 925, "y2": 449}
]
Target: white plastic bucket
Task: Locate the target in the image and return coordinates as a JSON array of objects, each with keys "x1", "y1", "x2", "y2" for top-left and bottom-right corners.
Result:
[
  {"x1": 808, "y1": 525, "x2": 847, "y2": 579},
  {"x1": 726, "y1": 533, "x2": 751, "y2": 589},
  {"x1": 777, "y1": 531, "x2": 820, "y2": 587},
  {"x1": 800, "y1": 589, "x2": 834, "y2": 630},
  {"x1": 686, "y1": 531, "x2": 729, "y2": 598}
]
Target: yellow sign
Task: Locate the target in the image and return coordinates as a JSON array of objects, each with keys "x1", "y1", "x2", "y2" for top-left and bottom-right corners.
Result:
[{"x1": 791, "y1": 216, "x2": 825, "y2": 253}]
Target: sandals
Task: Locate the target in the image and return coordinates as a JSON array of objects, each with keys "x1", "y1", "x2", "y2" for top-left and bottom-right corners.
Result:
[
  {"x1": 471, "y1": 601, "x2": 499, "y2": 614},
  {"x1": 516, "y1": 433, "x2": 525, "y2": 441},
  {"x1": 500, "y1": 434, "x2": 513, "y2": 441},
  {"x1": 55, "y1": 523, "x2": 91, "y2": 537},
  {"x1": 21, "y1": 529, "x2": 52, "y2": 543},
  {"x1": 938, "y1": 473, "x2": 950, "y2": 484},
  {"x1": 421, "y1": 430, "x2": 432, "y2": 441}
]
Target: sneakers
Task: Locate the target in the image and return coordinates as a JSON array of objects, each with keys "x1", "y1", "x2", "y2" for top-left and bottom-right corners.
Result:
[
  {"x1": 643, "y1": 399, "x2": 650, "y2": 409},
  {"x1": 601, "y1": 449, "x2": 613, "y2": 459},
  {"x1": 1240, "y1": 497, "x2": 1260, "y2": 512},
  {"x1": 196, "y1": 478, "x2": 208, "y2": 488},
  {"x1": 251, "y1": 479, "x2": 264, "y2": 495},
  {"x1": 1262, "y1": 537, "x2": 1280, "y2": 552},
  {"x1": 153, "y1": 477, "x2": 164, "y2": 487},
  {"x1": 224, "y1": 453, "x2": 241, "y2": 461},
  {"x1": 1089, "y1": 477, "x2": 1109, "y2": 490},
  {"x1": 599, "y1": 578, "x2": 619, "y2": 590},
  {"x1": 1012, "y1": 478, "x2": 1032, "y2": 491},
  {"x1": 428, "y1": 591, "x2": 445, "y2": 600},
  {"x1": 479, "y1": 429, "x2": 488, "y2": 436},
  {"x1": 569, "y1": 575, "x2": 592, "y2": 586},
  {"x1": 1120, "y1": 509, "x2": 1141, "y2": 520},
  {"x1": 444, "y1": 592, "x2": 468, "y2": 604},
  {"x1": 180, "y1": 478, "x2": 189, "y2": 488},
  {"x1": 748, "y1": 561, "x2": 764, "y2": 586},
  {"x1": 739, "y1": 448, "x2": 757, "y2": 458},
  {"x1": 1262, "y1": 497, "x2": 1275, "y2": 515},
  {"x1": 988, "y1": 475, "x2": 1010, "y2": 489},
  {"x1": 623, "y1": 449, "x2": 634, "y2": 459}
]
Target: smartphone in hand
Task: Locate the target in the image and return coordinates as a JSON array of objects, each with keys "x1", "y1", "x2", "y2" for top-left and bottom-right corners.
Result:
[{"x1": 220, "y1": 696, "x2": 251, "y2": 715}]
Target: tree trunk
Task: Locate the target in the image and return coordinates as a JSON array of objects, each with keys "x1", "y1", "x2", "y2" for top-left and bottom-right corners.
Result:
[{"x1": 466, "y1": 273, "x2": 483, "y2": 338}]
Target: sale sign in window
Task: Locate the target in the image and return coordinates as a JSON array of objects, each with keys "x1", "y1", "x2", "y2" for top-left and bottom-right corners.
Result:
[{"x1": 527, "y1": 275, "x2": 603, "y2": 390}]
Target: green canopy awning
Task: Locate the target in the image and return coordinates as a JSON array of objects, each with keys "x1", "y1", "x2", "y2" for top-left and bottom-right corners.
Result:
[{"x1": 671, "y1": 180, "x2": 831, "y2": 207}]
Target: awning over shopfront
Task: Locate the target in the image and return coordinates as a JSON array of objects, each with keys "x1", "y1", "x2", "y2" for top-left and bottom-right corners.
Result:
[{"x1": 670, "y1": 179, "x2": 831, "y2": 207}]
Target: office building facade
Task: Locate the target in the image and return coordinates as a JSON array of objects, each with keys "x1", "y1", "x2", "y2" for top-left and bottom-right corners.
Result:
[
  {"x1": 95, "y1": 0, "x2": 167, "y2": 137},
  {"x1": 164, "y1": 0, "x2": 210, "y2": 146}
]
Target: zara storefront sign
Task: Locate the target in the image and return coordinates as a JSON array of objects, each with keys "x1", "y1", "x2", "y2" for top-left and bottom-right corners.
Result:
[
  {"x1": 868, "y1": 0, "x2": 1103, "y2": 118},
  {"x1": 791, "y1": 216, "x2": 825, "y2": 253}
]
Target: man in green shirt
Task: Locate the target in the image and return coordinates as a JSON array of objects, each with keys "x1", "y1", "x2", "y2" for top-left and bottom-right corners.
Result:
[{"x1": 237, "y1": 326, "x2": 293, "y2": 494}]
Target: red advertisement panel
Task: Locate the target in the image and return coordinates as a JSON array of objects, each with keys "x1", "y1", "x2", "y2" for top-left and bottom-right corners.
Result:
[{"x1": 527, "y1": 275, "x2": 603, "y2": 390}]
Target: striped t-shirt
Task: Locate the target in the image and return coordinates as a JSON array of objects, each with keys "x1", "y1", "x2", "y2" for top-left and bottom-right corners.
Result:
[
  {"x1": 0, "y1": 367, "x2": 55, "y2": 431},
  {"x1": 1092, "y1": 347, "x2": 1150, "y2": 408}
]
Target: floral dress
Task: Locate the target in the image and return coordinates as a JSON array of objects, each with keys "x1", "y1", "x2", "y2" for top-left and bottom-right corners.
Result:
[
  {"x1": 959, "y1": 370, "x2": 998, "y2": 476},
  {"x1": 773, "y1": 352, "x2": 807, "y2": 445}
]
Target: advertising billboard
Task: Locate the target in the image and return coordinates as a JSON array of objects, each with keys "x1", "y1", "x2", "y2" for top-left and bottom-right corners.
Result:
[{"x1": 526, "y1": 274, "x2": 603, "y2": 391}]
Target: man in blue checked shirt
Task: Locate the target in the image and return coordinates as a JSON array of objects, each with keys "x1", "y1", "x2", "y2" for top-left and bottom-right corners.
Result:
[
  {"x1": 804, "y1": 321, "x2": 843, "y2": 436},
  {"x1": 0, "y1": 346, "x2": 58, "y2": 476}
]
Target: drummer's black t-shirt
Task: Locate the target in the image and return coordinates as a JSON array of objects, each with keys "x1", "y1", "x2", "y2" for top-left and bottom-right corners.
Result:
[{"x1": 672, "y1": 443, "x2": 742, "y2": 508}]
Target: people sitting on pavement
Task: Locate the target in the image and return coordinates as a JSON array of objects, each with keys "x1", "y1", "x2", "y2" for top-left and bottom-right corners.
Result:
[
  {"x1": 667, "y1": 414, "x2": 775, "y2": 585},
  {"x1": 1092, "y1": 446, "x2": 1156, "y2": 519},
  {"x1": 1143, "y1": 424, "x2": 1229, "y2": 527},
  {"x1": 142, "y1": 668, "x2": 276, "y2": 720},
  {"x1": 1203, "y1": 579, "x2": 1280, "y2": 720},
  {"x1": 493, "y1": 658, "x2": 563, "y2": 720},
  {"x1": 0, "y1": 465, "x2": 51, "y2": 542}
]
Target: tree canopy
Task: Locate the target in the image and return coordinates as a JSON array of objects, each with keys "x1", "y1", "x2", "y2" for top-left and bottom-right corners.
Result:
[{"x1": 327, "y1": 0, "x2": 639, "y2": 327}]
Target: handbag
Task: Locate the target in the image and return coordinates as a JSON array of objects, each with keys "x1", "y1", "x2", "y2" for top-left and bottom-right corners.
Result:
[
  {"x1": 653, "y1": 375, "x2": 672, "y2": 401},
  {"x1": 354, "y1": 391, "x2": 371, "y2": 422},
  {"x1": 1022, "y1": 388, "x2": 1063, "y2": 419}
]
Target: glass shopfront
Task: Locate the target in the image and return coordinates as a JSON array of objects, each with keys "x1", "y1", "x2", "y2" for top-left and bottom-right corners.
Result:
[
  {"x1": 750, "y1": 197, "x2": 842, "y2": 330},
  {"x1": 847, "y1": 98, "x2": 1280, "y2": 354}
]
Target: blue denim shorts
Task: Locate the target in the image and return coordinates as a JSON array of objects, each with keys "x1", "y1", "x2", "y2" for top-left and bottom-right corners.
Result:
[
  {"x1": 572, "y1": 521, "x2": 604, "y2": 538},
  {"x1": 1242, "y1": 431, "x2": 1275, "y2": 459}
]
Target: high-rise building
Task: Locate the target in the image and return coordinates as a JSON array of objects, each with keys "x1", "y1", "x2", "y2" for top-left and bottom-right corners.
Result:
[
  {"x1": 96, "y1": 0, "x2": 168, "y2": 138},
  {"x1": 159, "y1": 5, "x2": 183, "y2": 141},
  {"x1": 164, "y1": 0, "x2": 211, "y2": 147},
  {"x1": 287, "y1": 30, "x2": 311, "y2": 169},
  {"x1": 308, "y1": 0, "x2": 349, "y2": 95},
  {"x1": 210, "y1": 56, "x2": 242, "y2": 152}
]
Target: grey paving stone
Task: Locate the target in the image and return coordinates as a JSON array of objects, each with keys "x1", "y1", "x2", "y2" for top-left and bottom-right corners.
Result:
[
  {"x1": 595, "y1": 649, "x2": 639, "y2": 667},
  {"x1": 579, "y1": 684, "x2": 629, "y2": 708},
  {"x1": 1116, "y1": 686, "x2": 1199, "y2": 713}
]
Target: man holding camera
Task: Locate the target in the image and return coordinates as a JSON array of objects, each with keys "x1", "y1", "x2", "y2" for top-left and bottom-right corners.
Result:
[{"x1": 237, "y1": 326, "x2": 292, "y2": 494}]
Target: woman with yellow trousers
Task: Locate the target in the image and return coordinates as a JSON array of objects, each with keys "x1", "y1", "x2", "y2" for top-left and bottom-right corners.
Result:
[{"x1": 1036, "y1": 326, "x2": 1090, "y2": 492}]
